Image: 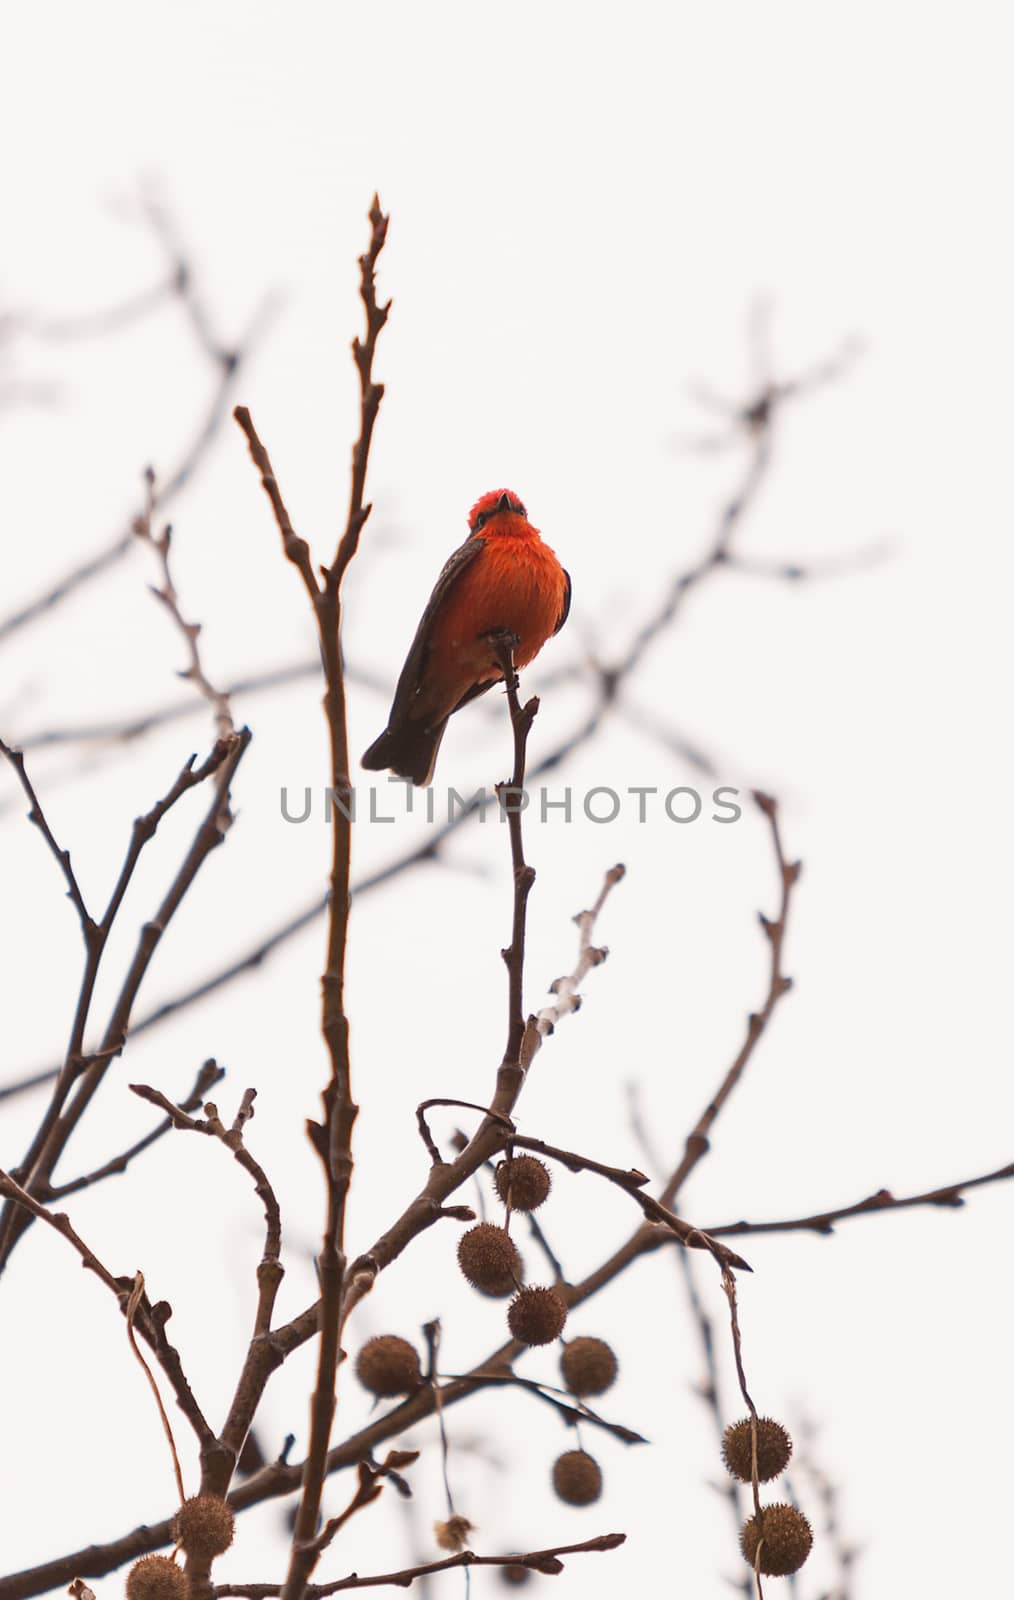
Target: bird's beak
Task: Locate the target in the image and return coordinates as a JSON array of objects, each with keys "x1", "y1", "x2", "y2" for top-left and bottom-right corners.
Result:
[{"x1": 496, "y1": 491, "x2": 512, "y2": 514}]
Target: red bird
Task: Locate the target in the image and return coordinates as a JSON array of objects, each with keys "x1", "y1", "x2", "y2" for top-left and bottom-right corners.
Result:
[{"x1": 362, "y1": 489, "x2": 570, "y2": 785}]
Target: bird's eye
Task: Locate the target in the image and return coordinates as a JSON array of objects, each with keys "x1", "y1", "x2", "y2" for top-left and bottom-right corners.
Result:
[{"x1": 472, "y1": 510, "x2": 490, "y2": 532}]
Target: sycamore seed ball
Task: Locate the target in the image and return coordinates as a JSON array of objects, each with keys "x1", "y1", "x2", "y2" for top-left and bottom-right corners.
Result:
[
  {"x1": 740, "y1": 1504, "x2": 813, "y2": 1576},
  {"x1": 354, "y1": 1334, "x2": 422, "y2": 1397},
  {"x1": 458, "y1": 1222, "x2": 523, "y2": 1297},
  {"x1": 507, "y1": 1285, "x2": 568, "y2": 1346},
  {"x1": 494, "y1": 1156, "x2": 552, "y2": 1212},
  {"x1": 552, "y1": 1449, "x2": 603, "y2": 1506},
  {"x1": 125, "y1": 1556, "x2": 188, "y2": 1600},
  {"x1": 722, "y1": 1416, "x2": 793, "y2": 1483},
  {"x1": 173, "y1": 1494, "x2": 235, "y2": 1560},
  {"x1": 499, "y1": 1564, "x2": 532, "y2": 1586},
  {"x1": 560, "y1": 1336, "x2": 619, "y2": 1397}
]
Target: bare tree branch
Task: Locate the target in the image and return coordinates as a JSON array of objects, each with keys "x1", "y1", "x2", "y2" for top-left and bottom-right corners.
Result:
[
  {"x1": 46, "y1": 1059, "x2": 225, "y2": 1200},
  {"x1": 11, "y1": 656, "x2": 387, "y2": 755},
  {"x1": 510, "y1": 1134, "x2": 750, "y2": 1273},
  {"x1": 661, "y1": 790, "x2": 799, "y2": 1210},
  {"x1": 0, "y1": 199, "x2": 272, "y2": 648},
  {"x1": 0, "y1": 730, "x2": 250, "y2": 1270},
  {"x1": 212, "y1": 1533, "x2": 626, "y2": 1596},
  {"x1": 233, "y1": 198, "x2": 391, "y2": 1600},
  {"x1": 133, "y1": 468, "x2": 236, "y2": 740},
  {"x1": 0, "y1": 1164, "x2": 215, "y2": 1451},
  {"x1": 128, "y1": 1082, "x2": 284, "y2": 1343},
  {"x1": 0, "y1": 496, "x2": 250, "y2": 1263},
  {"x1": 0, "y1": 736, "x2": 96, "y2": 931},
  {"x1": 707, "y1": 1161, "x2": 1014, "y2": 1239}
]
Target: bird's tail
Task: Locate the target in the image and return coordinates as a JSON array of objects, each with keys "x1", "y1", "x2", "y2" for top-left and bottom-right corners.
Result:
[{"x1": 361, "y1": 719, "x2": 449, "y2": 787}]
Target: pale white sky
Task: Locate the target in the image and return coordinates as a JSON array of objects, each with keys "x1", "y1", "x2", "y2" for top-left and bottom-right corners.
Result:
[{"x1": 2, "y1": 4, "x2": 1013, "y2": 1597}]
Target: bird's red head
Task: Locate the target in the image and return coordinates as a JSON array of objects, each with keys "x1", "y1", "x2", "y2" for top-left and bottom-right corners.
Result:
[{"x1": 468, "y1": 489, "x2": 528, "y2": 534}]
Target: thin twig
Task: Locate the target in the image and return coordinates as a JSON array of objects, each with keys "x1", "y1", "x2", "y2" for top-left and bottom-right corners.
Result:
[
  {"x1": 0, "y1": 731, "x2": 250, "y2": 1270},
  {"x1": 423, "y1": 1322, "x2": 459, "y2": 1525},
  {"x1": 457, "y1": 1368, "x2": 647, "y2": 1445},
  {"x1": 305, "y1": 1453, "x2": 417, "y2": 1563},
  {"x1": 4, "y1": 635, "x2": 240, "y2": 1204},
  {"x1": 233, "y1": 410, "x2": 317, "y2": 599},
  {"x1": 0, "y1": 737, "x2": 95, "y2": 933},
  {"x1": 12, "y1": 656, "x2": 387, "y2": 754},
  {"x1": 46, "y1": 1059, "x2": 225, "y2": 1199},
  {"x1": 0, "y1": 1165, "x2": 214, "y2": 1451},
  {"x1": 510, "y1": 1134, "x2": 750, "y2": 1272},
  {"x1": 27, "y1": 275, "x2": 179, "y2": 342},
  {"x1": 488, "y1": 630, "x2": 539, "y2": 1083},
  {"x1": 519, "y1": 863, "x2": 626, "y2": 1073},
  {"x1": 793, "y1": 1417, "x2": 858, "y2": 1600},
  {"x1": 707, "y1": 1160, "x2": 1014, "y2": 1238},
  {"x1": 660, "y1": 790, "x2": 798, "y2": 1209},
  {"x1": 0, "y1": 224, "x2": 270, "y2": 648},
  {"x1": 212, "y1": 1534, "x2": 625, "y2": 1597},
  {"x1": 416, "y1": 1099, "x2": 513, "y2": 1166},
  {"x1": 718, "y1": 1268, "x2": 761, "y2": 1517},
  {"x1": 128, "y1": 1082, "x2": 284, "y2": 1340},
  {"x1": 125, "y1": 1273, "x2": 186, "y2": 1504},
  {"x1": 133, "y1": 468, "x2": 236, "y2": 740},
  {"x1": 331, "y1": 195, "x2": 391, "y2": 585},
  {"x1": 626, "y1": 1082, "x2": 748, "y2": 1584}
]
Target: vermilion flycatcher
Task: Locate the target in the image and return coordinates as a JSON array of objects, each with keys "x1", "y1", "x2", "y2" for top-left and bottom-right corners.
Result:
[{"x1": 362, "y1": 489, "x2": 571, "y2": 785}]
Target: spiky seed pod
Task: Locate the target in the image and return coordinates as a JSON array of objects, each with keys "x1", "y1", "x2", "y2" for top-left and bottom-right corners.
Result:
[
  {"x1": 507, "y1": 1285, "x2": 567, "y2": 1346},
  {"x1": 354, "y1": 1334, "x2": 422, "y2": 1397},
  {"x1": 552, "y1": 1449, "x2": 603, "y2": 1506},
  {"x1": 494, "y1": 1156, "x2": 552, "y2": 1212},
  {"x1": 125, "y1": 1555, "x2": 188, "y2": 1600},
  {"x1": 172, "y1": 1493, "x2": 235, "y2": 1560},
  {"x1": 457, "y1": 1223, "x2": 523, "y2": 1297},
  {"x1": 560, "y1": 1336, "x2": 619, "y2": 1397},
  {"x1": 740, "y1": 1504, "x2": 813, "y2": 1576},
  {"x1": 722, "y1": 1416, "x2": 793, "y2": 1483},
  {"x1": 434, "y1": 1515, "x2": 474, "y2": 1552}
]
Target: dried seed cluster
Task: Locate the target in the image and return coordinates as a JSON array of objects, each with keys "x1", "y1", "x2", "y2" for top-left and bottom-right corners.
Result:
[
  {"x1": 552, "y1": 1449, "x2": 603, "y2": 1506},
  {"x1": 172, "y1": 1494, "x2": 235, "y2": 1560},
  {"x1": 560, "y1": 1336, "x2": 618, "y2": 1397},
  {"x1": 434, "y1": 1515, "x2": 474, "y2": 1552},
  {"x1": 354, "y1": 1334, "x2": 422, "y2": 1397},
  {"x1": 499, "y1": 1564, "x2": 532, "y2": 1586},
  {"x1": 494, "y1": 1155, "x2": 552, "y2": 1211},
  {"x1": 740, "y1": 1503, "x2": 813, "y2": 1576},
  {"x1": 722, "y1": 1416, "x2": 793, "y2": 1483},
  {"x1": 458, "y1": 1222, "x2": 523, "y2": 1297},
  {"x1": 125, "y1": 1556, "x2": 188, "y2": 1600},
  {"x1": 507, "y1": 1285, "x2": 568, "y2": 1346},
  {"x1": 721, "y1": 1415, "x2": 811, "y2": 1577}
]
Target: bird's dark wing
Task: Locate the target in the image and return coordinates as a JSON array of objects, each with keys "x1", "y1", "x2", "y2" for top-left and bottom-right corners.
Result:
[
  {"x1": 385, "y1": 535, "x2": 487, "y2": 731},
  {"x1": 451, "y1": 676, "x2": 497, "y2": 714},
  {"x1": 553, "y1": 568, "x2": 572, "y2": 635}
]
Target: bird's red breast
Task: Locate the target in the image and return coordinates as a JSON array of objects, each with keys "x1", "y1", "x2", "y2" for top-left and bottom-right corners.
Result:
[
  {"x1": 418, "y1": 496, "x2": 568, "y2": 720},
  {"x1": 361, "y1": 489, "x2": 570, "y2": 784}
]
